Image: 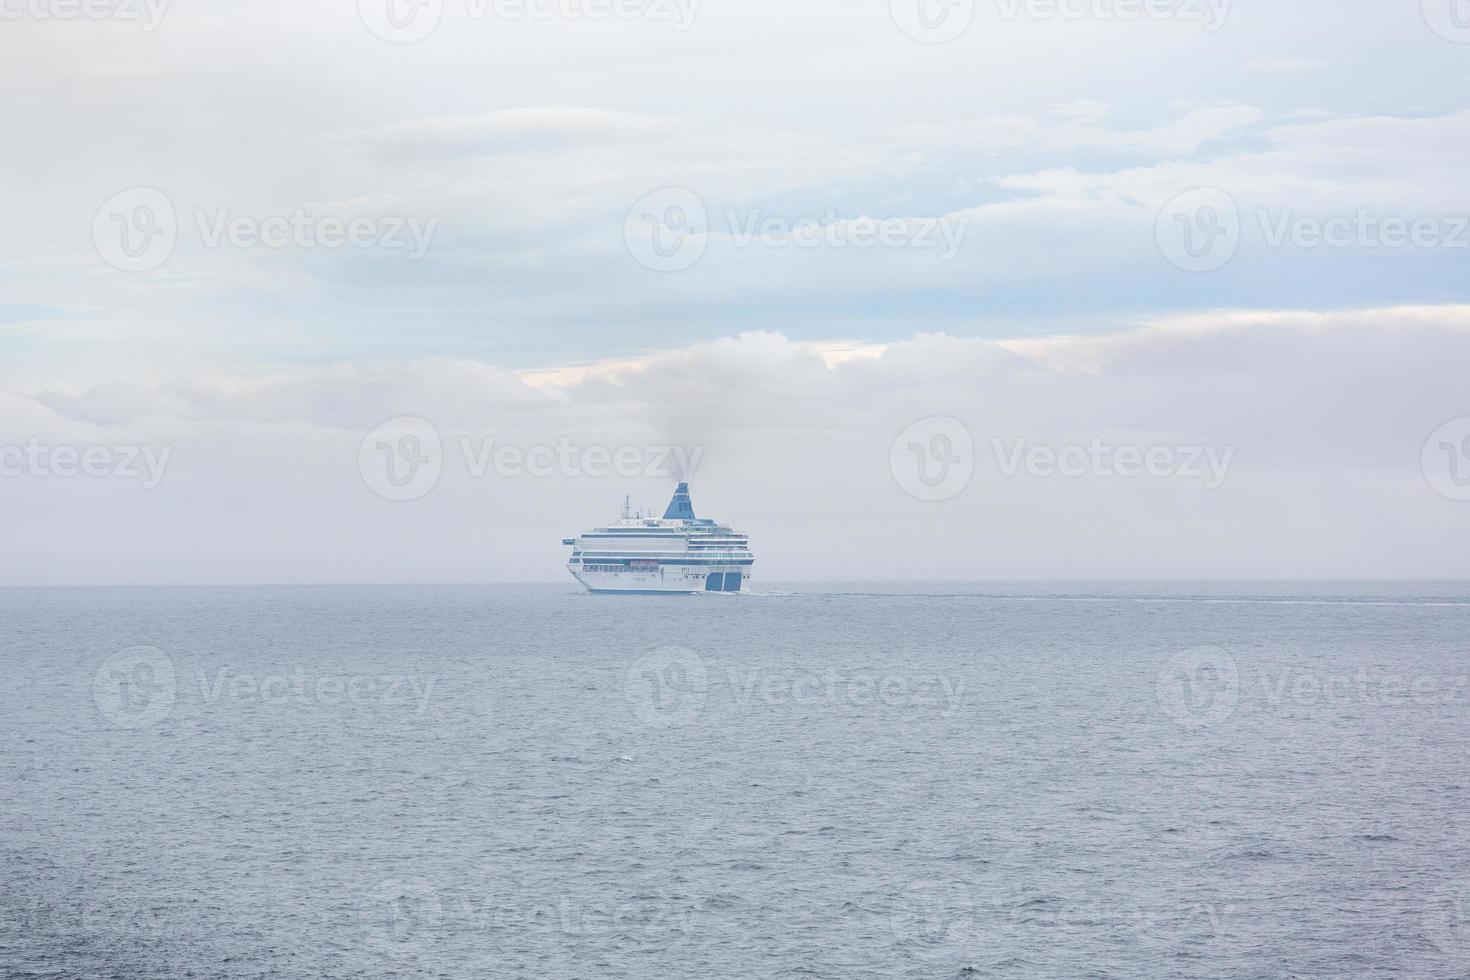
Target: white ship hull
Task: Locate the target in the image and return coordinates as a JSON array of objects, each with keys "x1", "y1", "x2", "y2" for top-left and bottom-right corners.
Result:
[{"x1": 571, "y1": 563, "x2": 750, "y2": 594}]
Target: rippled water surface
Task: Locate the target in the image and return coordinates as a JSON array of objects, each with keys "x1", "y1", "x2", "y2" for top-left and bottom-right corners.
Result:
[{"x1": 4, "y1": 583, "x2": 1470, "y2": 978}]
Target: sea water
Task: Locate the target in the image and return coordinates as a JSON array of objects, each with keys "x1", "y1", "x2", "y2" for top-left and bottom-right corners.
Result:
[{"x1": 3, "y1": 583, "x2": 1469, "y2": 978}]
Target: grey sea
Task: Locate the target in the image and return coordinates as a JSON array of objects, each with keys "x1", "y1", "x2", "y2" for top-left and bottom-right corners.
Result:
[{"x1": 4, "y1": 583, "x2": 1470, "y2": 979}]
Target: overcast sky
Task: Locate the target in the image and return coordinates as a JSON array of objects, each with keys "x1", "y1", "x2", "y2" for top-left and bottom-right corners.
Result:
[{"x1": 2, "y1": 0, "x2": 1469, "y2": 584}]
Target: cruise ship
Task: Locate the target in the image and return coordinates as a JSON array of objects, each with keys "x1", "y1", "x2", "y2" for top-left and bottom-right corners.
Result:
[{"x1": 563, "y1": 483, "x2": 754, "y2": 594}]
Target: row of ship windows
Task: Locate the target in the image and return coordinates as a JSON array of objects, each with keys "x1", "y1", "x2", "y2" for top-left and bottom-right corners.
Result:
[
  {"x1": 570, "y1": 552, "x2": 752, "y2": 558},
  {"x1": 572, "y1": 550, "x2": 750, "y2": 554},
  {"x1": 581, "y1": 529, "x2": 742, "y2": 534},
  {"x1": 580, "y1": 565, "x2": 748, "y2": 576},
  {"x1": 580, "y1": 537, "x2": 747, "y2": 542}
]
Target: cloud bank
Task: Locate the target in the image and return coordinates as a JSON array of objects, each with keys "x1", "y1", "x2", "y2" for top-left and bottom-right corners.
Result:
[{"x1": 4, "y1": 305, "x2": 1468, "y2": 585}]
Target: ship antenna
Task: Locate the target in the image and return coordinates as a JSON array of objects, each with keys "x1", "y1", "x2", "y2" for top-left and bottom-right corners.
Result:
[{"x1": 621, "y1": 495, "x2": 631, "y2": 520}]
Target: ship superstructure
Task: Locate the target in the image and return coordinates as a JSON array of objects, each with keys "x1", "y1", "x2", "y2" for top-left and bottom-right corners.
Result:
[{"x1": 563, "y1": 484, "x2": 754, "y2": 593}]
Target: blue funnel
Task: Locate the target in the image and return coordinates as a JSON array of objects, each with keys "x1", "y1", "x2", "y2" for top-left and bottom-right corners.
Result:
[{"x1": 662, "y1": 482, "x2": 696, "y2": 521}]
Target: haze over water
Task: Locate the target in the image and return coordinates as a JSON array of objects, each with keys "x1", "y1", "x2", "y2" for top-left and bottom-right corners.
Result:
[{"x1": 5, "y1": 582, "x2": 1470, "y2": 978}]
